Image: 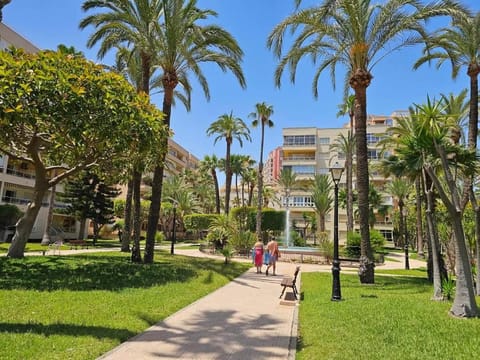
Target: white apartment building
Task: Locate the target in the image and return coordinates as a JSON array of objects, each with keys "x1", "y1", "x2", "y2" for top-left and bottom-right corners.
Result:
[{"x1": 278, "y1": 113, "x2": 401, "y2": 244}]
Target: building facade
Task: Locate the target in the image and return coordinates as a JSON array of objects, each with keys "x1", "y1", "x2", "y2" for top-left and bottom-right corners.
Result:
[{"x1": 276, "y1": 114, "x2": 401, "y2": 244}]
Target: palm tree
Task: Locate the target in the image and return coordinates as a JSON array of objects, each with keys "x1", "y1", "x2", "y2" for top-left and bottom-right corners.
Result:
[
  {"x1": 249, "y1": 102, "x2": 274, "y2": 242},
  {"x1": 81, "y1": 0, "x2": 246, "y2": 263},
  {"x1": 331, "y1": 132, "x2": 356, "y2": 232},
  {"x1": 200, "y1": 155, "x2": 221, "y2": 214},
  {"x1": 414, "y1": 9, "x2": 479, "y2": 161},
  {"x1": 311, "y1": 174, "x2": 333, "y2": 232},
  {"x1": 386, "y1": 178, "x2": 412, "y2": 248},
  {"x1": 80, "y1": 0, "x2": 164, "y2": 262},
  {"x1": 384, "y1": 107, "x2": 446, "y2": 299},
  {"x1": 417, "y1": 99, "x2": 478, "y2": 317},
  {"x1": 268, "y1": 0, "x2": 459, "y2": 284},
  {"x1": 207, "y1": 113, "x2": 251, "y2": 214}
]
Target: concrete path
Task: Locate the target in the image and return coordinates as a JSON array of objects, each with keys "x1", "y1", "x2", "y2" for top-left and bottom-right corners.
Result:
[{"x1": 99, "y1": 259, "x2": 300, "y2": 360}]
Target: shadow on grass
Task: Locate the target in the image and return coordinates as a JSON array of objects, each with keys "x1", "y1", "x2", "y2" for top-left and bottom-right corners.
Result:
[
  {"x1": 0, "y1": 322, "x2": 135, "y2": 341},
  {"x1": 0, "y1": 252, "x2": 247, "y2": 292}
]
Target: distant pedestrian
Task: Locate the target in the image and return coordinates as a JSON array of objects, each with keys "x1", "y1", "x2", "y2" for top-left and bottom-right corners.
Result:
[
  {"x1": 266, "y1": 238, "x2": 280, "y2": 276},
  {"x1": 253, "y1": 241, "x2": 264, "y2": 274}
]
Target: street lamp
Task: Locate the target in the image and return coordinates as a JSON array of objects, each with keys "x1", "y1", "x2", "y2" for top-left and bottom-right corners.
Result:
[
  {"x1": 402, "y1": 207, "x2": 410, "y2": 270},
  {"x1": 170, "y1": 202, "x2": 177, "y2": 255},
  {"x1": 330, "y1": 162, "x2": 344, "y2": 301},
  {"x1": 285, "y1": 187, "x2": 290, "y2": 247}
]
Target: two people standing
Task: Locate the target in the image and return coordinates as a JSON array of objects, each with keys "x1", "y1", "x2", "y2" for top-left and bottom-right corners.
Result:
[{"x1": 252, "y1": 238, "x2": 280, "y2": 275}]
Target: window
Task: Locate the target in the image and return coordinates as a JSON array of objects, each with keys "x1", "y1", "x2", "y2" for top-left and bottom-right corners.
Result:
[
  {"x1": 318, "y1": 137, "x2": 330, "y2": 145},
  {"x1": 283, "y1": 135, "x2": 316, "y2": 146},
  {"x1": 291, "y1": 165, "x2": 315, "y2": 175}
]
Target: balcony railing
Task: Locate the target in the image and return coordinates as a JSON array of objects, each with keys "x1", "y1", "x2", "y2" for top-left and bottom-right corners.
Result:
[{"x1": 6, "y1": 168, "x2": 35, "y2": 179}]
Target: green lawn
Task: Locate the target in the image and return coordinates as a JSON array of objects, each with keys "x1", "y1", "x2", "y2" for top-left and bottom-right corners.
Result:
[
  {"x1": 0, "y1": 251, "x2": 250, "y2": 360},
  {"x1": 297, "y1": 272, "x2": 480, "y2": 360}
]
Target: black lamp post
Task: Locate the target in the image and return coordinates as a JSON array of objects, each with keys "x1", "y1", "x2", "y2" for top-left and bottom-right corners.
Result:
[
  {"x1": 330, "y1": 162, "x2": 344, "y2": 301},
  {"x1": 170, "y1": 202, "x2": 177, "y2": 255},
  {"x1": 403, "y1": 207, "x2": 410, "y2": 270}
]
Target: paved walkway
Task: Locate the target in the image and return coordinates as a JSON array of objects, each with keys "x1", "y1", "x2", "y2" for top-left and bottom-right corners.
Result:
[
  {"x1": 99, "y1": 257, "x2": 299, "y2": 360},
  {"x1": 97, "y1": 248, "x2": 425, "y2": 360}
]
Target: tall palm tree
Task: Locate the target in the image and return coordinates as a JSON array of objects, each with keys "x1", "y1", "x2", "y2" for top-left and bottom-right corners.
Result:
[
  {"x1": 268, "y1": 0, "x2": 458, "y2": 284},
  {"x1": 249, "y1": 102, "x2": 274, "y2": 242},
  {"x1": 331, "y1": 132, "x2": 356, "y2": 232},
  {"x1": 200, "y1": 154, "x2": 221, "y2": 214},
  {"x1": 80, "y1": 0, "x2": 165, "y2": 262},
  {"x1": 311, "y1": 174, "x2": 333, "y2": 232},
  {"x1": 207, "y1": 113, "x2": 251, "y2": 214},
  {"x1": 81, "y1": 0, "x2": 246, "y2": 263}
]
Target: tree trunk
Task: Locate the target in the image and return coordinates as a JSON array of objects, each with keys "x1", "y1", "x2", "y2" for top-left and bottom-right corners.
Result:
[
  {"x1": 224, "y1": 140, "x2": 232, "y2": 214},
  {"x1": 351, "y1": 70, "x2": 374, "y2": 284},
  {"x1": 144, "y1": 161, "x2": 165, "y2": 263},
  {"x1": 425, "y1": 185, "x2": 443, "y2": 300},
  {"x1": 78, "y1": 218, "x2": 86, "y2": 241},
  {"x1": 256, "y1": 123, "x2": 265, "y2": 242},
  {"x1": 212, "y1": 169, "x2": 220, "y2": 214},
  {"x1": 415, "y1": 177, "x2": 424, "y2": 258},
  {"x1": 7, "y1": 184, "x2": 48, "y2": 258},
  {"x1": 346, "y1": 130, "x2": 354, "y2": 233},
  {"x1": 121, "y1": 179, "x2": 133, "y2": 252},
  {"x1": 131, "y1": 170, "x2": 142, "y2": 263},
  {"x1": 144, "y1": 79, "x2": 175, "y2": 264},
  {"x1": 450, "y1": 215, "x2": 478, "y2": 317},
  {"x1": 41, "y1": 181, "x2": 56, "y2": 245},
  {"x1": 256, "y1": 163, "x2": 263, "y2": 241}
]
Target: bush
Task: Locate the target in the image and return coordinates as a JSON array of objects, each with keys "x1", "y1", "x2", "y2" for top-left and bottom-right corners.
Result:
[
  {"x1": 229, "y1": 230, "x2": 256, "y2": 255},
  {"x1": 291, "y1": 231, "x2": 306, "y2": 247},
  {"x1": 155, "y1": 231, "x2": 165, "y2": 244},
  {"x1": 346, "y1": 229, "x2": 386, "y2": 258},
  {"x1": 345, "y1": 231, "x2": 361, "y2": 258}
]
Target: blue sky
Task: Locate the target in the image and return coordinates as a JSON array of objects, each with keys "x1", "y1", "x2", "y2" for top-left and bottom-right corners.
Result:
[{"x1": 3, "y1": 0, "x2": 479, "y2": 166}]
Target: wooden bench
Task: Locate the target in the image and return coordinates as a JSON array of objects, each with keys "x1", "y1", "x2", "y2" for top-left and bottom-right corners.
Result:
[
  {"x1": 279, "y1": 266, "x2": 301, "y2": 300},
  {"x1": 68, "y1": 240, "x2": 88, "y2": 249}
]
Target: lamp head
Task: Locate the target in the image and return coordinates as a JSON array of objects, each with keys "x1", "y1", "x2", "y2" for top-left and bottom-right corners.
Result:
[{"x1": 330, "y1": 162, "x2": 344, "y2": 184}]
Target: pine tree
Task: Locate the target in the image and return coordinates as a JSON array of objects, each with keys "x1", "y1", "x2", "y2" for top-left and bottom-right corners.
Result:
[{"x1": 59, "y1": 172, "x2": 120, "y2": 244}]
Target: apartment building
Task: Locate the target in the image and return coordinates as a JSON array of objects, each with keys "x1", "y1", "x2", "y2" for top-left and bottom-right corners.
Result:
[{"x1": 276, "y1": 113, "x2": 402, "y2": 244}]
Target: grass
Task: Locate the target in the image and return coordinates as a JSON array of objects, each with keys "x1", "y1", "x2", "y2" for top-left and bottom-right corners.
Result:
[
  {"x1": 0, "y1": 251, "x2": 250, "y2": 360},
  {"x1": 297, "y1": 272, "x2": 480, "y2": 360}
]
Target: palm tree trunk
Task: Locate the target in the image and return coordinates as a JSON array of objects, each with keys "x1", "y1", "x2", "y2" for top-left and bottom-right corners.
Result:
[
  {"x1": 212, "y1": 169, "x2": 221, "y2": 214},
  {"x1": 346, "y1": 147, "x2": 354, "y2": 233},
  {"x1": 225, "y1": 140, "x2": 232, "y2": 214},
  {"x1": 256, "y1": 123, "x2": 265, "y2": 242},
  {"x1": 121, "y1": 179, "x2": 133, "y2": 252},
  {"x1": 351, "y1": 71, "x2": 374, "y2": 284},
  {"x1": 425, "y1": 186, "x2": 443, "y2": 300},
  {"x1": 144, "y1": 81, "x2": 174, "y2": 263},
  {"x1": 144, "y1": 161, "x2": 165, "y2": 263},
  {"x1": 415, "y1": 177, "x2": 424, "y2": 258}
]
